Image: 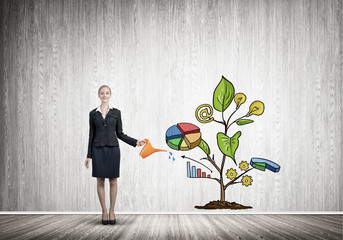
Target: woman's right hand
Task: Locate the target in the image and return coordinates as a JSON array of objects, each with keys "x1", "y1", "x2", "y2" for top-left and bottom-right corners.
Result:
[{"x1": 85, "y1": 158, "x2": 91, "y2": 169}]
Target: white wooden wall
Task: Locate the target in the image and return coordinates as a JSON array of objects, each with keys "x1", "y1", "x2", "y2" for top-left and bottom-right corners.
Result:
[{"x1": 0, "y1": 0, "x2": 341, "y2": 212}]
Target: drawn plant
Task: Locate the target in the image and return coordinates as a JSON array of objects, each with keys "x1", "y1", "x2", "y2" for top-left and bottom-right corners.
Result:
[{"x1": 190, "y1": 76, "x2": 280, "y2": 209}]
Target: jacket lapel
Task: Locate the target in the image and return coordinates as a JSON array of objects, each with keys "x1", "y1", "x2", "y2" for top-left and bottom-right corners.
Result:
[
  {"x1": 106, "y1": 108, "x2": 115, "y2": 117},
  {"x1": 94, "y1": 108, "x2": 115, "y2": 123},
  {"x1": 94, "y1": 111, "x2": 105, "y2": 124}
]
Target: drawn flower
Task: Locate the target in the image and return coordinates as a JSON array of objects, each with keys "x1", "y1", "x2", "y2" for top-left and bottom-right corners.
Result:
[
  {"x1": 242, "y1": 175, "x2": 253, "y2": 187},
  {"x1": 239, "y1": 161, "x2": 249, "y2": 171},
  {"x1": 226, "y1": 168, "x2": 237, "y2": 180}
]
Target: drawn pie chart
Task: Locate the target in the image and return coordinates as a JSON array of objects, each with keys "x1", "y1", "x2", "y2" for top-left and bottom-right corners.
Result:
[
  {"x1": 166, "y1": 123, "x2": 201, "y2": 151},
  {"x1": 250, "y1": 158, "x2": 280, "y2": 172}
]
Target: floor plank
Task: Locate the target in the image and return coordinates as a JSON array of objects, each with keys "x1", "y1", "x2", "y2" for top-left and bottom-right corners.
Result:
[{"x1": 0, "y1": 214, "x2": 341, "y2": 240}]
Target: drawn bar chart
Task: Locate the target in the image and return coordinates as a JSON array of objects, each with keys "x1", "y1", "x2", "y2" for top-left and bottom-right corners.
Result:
[{"x1": 187, "y1": 161, "x2": 211, "y2": 178}]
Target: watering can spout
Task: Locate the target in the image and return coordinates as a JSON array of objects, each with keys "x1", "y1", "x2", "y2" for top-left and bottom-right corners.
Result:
[{"x1": 139, "y1": 138, "x2": 167, "y2": 158}]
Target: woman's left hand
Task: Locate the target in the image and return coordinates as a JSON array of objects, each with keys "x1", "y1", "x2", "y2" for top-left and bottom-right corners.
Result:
[{"x1": 136, "y1": 139, "x2": 146, "y2": 146}]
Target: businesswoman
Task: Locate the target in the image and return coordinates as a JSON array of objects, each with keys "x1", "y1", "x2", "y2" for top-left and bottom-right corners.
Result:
[{"x1": 84, "y1": 85, "x2": 145, "y2": 225}]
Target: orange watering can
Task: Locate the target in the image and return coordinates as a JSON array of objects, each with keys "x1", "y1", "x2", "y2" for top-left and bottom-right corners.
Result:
[{"x1": 138, "y1": 138, "x2": 167, "y2": 158}]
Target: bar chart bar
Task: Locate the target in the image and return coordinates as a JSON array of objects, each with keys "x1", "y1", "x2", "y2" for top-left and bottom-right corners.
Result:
[
  {"x1": 202, "y1": 172, "x2": 206, "y2": 178},
  {"x1": 187, "y1": 162, "x2": 191, "y2": 178},
  {"x1": 192, "y1": 166, "x2": 196, "y2": 178},
  {"x1": 197, "y1": 169, "x2": 201, "y2": 178}
]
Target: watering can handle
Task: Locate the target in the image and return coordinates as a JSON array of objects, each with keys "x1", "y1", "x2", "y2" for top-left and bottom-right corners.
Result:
[{"x1": 137, "y1": 138, "x2": 149, "y2": 147}]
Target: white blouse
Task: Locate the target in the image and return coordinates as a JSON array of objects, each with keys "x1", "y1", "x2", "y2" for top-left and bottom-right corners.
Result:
[{"x1": 96, "y1": 104, "x2": 115, "y2": 119}]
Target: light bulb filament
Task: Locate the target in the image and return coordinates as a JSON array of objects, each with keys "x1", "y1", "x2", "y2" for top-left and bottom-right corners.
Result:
[{"x1": 250, "y1": 106, "x2": 258, "y2": 113}]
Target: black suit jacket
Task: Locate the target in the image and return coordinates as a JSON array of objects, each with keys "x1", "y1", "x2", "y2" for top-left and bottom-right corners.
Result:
[{"x1": 87, "y1": 107, "x2": 138, "y2": 158}]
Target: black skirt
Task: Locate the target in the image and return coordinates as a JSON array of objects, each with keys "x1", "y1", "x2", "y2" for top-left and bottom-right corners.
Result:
[{"x1": 92, "y1": 145, "x2": 121, "y2": 178}]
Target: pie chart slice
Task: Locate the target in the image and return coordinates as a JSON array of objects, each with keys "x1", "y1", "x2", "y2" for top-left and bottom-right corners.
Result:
[
  {"x1": 184, "y1": 132, "x2": 201, "y2": 149},
  {"x1": 167, "y1": 137, "x2": 182, "y2": 150},
  {"x1": 252, "y1": 162, "x2": 266, "y2": 171},
  {"x1": 166, "y1": 125, "x2": 183, "y2": 141},
  {"x1": 250, "y1": 158, "x2": 280, "y2": 172},
  {"x1": 180, "y1": 139, "x2": 189, "y2": 150},
  {"x1": 177, "y1": 123, "x2": 200, "y2": 135},
  {"x1": 166, "y1": 123, "x2": 202, "y2": 151}
]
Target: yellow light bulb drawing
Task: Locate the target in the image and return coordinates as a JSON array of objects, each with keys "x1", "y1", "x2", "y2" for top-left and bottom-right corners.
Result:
[
  {"x1": 234, "y1": 93, "x2": 246, "y2": 109},
  {"x1": 247, "y1": 101, "x2": 264, "y2": 116}
]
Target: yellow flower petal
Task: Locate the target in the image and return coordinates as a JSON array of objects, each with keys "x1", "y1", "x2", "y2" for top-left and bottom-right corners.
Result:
[
  {"x1": 242, "y1": 175, "x2": 253, "y2": 187},
  {"x1": 226, "y1": 168, "x2": 237, "y2": 180},
  {"x1": 239, "y1": 161, "x2": 249, "y2": 171}
]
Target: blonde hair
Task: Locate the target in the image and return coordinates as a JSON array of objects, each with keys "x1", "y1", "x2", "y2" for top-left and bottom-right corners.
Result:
[{"x1": 98, "y1": 85, "x2": 112, "y2": 95}]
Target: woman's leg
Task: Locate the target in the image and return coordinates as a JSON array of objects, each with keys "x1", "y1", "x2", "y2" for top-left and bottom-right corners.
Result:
[
  {"x1": 109, "y1": 178, "x2": 118, "y2": 220},
  {"x1": 97, "y1": 178, "x2": 107, "y2": 219}
]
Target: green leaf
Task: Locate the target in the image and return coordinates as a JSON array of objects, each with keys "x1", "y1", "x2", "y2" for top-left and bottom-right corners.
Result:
[
  {"x1": 236, "y1": 119, "x2": 254, "y2": 125},
  {"x1": 217, "y1": 131, "x2": 241, "y2": 165},
  {"x1": 198, "y1": 139, "x2": 210, "y2": 155},
  {"x1": 213, "y1": 76, "x2": 235, "y2": 112}
]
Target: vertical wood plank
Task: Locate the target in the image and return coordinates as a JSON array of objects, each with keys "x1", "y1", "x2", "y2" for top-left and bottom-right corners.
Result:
[{"x1": 0, "y1": 0, "x2": 341, "y2": 211}]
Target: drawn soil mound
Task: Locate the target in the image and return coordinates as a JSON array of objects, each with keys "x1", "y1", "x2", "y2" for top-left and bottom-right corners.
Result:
[{"x1": 194, "y1": 200, "x2": 252, "y2": 210}]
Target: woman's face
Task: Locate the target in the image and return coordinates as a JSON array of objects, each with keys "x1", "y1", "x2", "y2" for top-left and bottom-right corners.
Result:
[{"x1": 98, "y1": 87, "x2": 111, "y2": 103}]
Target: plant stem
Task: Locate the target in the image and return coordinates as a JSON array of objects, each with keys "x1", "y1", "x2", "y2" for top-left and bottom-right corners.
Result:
[
  {"x1": 206, "y1": 154, "x2": 221, "y2": 173},
  {"x1": 219, "y1": 107, "x2": 240, "y2": 201},
  {"x1": 224, "y1": 168, "x2": 253, "y2": 190},
  {"x1": 227, "y1": 115, "x2": 247, "y2": 131},
  {"x1": 219, "y1": 154, "x2": 226, "y2": 201},
  {"x1": 222, "y1": 111, "x2": 227, "y2": 129},
  {"x1": 213, "y1": 118, "x2": 225, "y2": 126},
  {"x1": 225, "y1": 109, "x2": 238, "y2": 134}
]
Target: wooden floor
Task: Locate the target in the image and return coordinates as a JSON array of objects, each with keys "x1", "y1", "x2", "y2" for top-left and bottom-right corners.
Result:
[{"x1": 0, "y1": 214, "x2": 341, "y2": 239}]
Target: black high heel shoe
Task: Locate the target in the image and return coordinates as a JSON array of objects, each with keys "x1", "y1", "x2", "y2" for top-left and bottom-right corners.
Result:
[
  {"x1": 109, "y1": 212, "x2": 116, "y2": 225},
  {"x1": 102, "y1": 212, "x2": 108, "y2": 225}
]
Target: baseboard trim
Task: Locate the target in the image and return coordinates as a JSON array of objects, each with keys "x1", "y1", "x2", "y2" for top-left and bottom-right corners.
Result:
[{"x1": 0, "y1": 211, "x2": 342, "y2": 215}]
